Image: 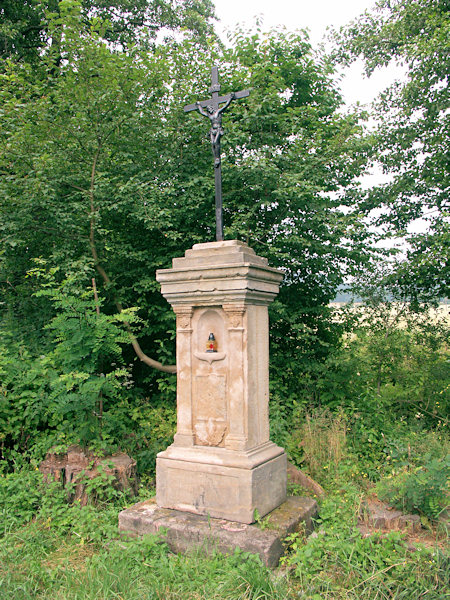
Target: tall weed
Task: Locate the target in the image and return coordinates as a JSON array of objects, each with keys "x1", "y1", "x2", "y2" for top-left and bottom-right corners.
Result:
[{"x1": 286, "y1": 409, "x2": 348, "y2": 484}]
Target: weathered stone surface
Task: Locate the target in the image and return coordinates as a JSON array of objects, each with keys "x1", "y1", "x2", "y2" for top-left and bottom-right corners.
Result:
[
  {"x1": 40, "y1": 445, "x2": 138, "y2": 505},
  {"x1": 119, "y1": 496, "x2": 318, "y2": 568},
  {"x1": 155, "y1": 240, "x2": 287, "y2": 523},
  {"x1": 157, "y1": 240, "x2": 283, "y2": 306},
  {"x1": 397, "y1": 514, "x2": 422, "y2": 533},
  {"x1": 360, "y1": 500, "x2": 423, "y2": 533},
  {"x1": 157, "y1": 451, "x2": 287, "y2": 524}
]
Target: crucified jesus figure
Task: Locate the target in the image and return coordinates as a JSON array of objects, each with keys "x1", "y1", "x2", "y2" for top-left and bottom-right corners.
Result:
[
  {"x1": 196, "y1": 92, "x2": 235, "y2": 168},
  {"x1": 184, "y1": 67, "x2": 250, "y2": 241}
]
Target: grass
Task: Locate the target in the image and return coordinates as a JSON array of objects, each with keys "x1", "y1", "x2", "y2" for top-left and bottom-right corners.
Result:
[
  {"x1": 1, "y1": 408, "x2": 448, "y2": 600},
  {"x1": 0, "y1": 520, "x2": 287, "y2": 600},
  {"x1": 282, "y1": 488, "x2": 449, "y2": 600},
  {"x1": 0, "y1": 481, "x2": 448, "y2": 600}
]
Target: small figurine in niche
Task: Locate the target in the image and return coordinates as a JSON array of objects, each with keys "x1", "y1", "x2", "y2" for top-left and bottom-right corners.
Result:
[{"x1": 206, "y1": 333, "x2": 218, "y2": 352}]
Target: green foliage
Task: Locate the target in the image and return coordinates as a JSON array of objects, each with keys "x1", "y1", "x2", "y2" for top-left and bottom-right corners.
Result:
[
  {"x1": 0, "y1": 465, "x2": 44, "y2": 533},
  {"x1": 0, "y1": 264, "x2": 142, "y2": 459},
  {"x1": 79, "y1": 461, "x2": 125, "y2": 505},
  {"x1": 0, "y1": 264, "x2": 176, "y2": 468},
  {"x1": 342, "y1": 301, "x2": 449, "y2": 424},
  {"x1": 271, "y1": 297, "x2": 449, "y2": 482},
  {"x1": 333, "y1": 298, "x2": 449, "y2": 482},
  {"x1": 253, "y1": 508, "x2": 272, "y2": 530},
  {"x1": 377, "y1": 456, "x2": 450, "y2": 520},
  {"x1": 125, "y1": 401, "x2": 176, "y2": 474},
  {"x1": 285, "y1": 409, "x2": 348, "y2": 484},
  {"x1": 0, "y1": 340, "x2": 54, "y2": 458},
  {"x1": 283, "y1": 488, "x2": 449, "y2": 599},
  {"x1": 282, "y1": 380, "x2": 449, "y2": 491},
  {"x1": 0, "y1": 527, "x2": 287, "y2": 600},
  {"x1": 334, "y1": 0, "x2": 450, "y2": 301},
  {"x1": 0, "y1": 465, "x2": 287, "y2": 600},
  {"x1": 0, "y1": 463, "x2": 122, "y2": 540},
  {"x1": 0, "y1": 3, "x2": 448, "y2": 596},
  {"x1": 0, "y1": 0, "x2": 216, "y2": 65},
  {"x1": 0, "y1": 4, "x2": 375, "y2": 440},
  {"x1": 1, "y1": 437, "x2": 449, "y2": 600}
]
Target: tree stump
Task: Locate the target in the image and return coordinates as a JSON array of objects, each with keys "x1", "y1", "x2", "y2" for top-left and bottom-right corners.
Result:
[{"x1": 39, "y1": 445, "x2": 138, "y2": 505}]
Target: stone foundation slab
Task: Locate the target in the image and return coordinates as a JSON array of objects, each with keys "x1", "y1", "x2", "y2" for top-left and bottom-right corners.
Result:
[{"x1": 118, "y1": 496, "x2": 318, "y2": 568}]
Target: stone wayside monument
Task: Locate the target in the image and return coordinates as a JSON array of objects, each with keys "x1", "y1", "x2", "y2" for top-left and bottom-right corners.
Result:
[
  {"x1": 119, "y1": 67, "x2": 317, "y2": 566},
  {"x1": 155, "y1": 239, "x2": 286, "y2": 523}
]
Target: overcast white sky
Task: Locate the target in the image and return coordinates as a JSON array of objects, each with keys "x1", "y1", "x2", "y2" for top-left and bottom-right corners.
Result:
[
  {"x1": 213, "y1": 0, "x2": 403, "y2": 107},
  {"x1": 214, "y1": 0, "x2": 373, "y2": 43}
]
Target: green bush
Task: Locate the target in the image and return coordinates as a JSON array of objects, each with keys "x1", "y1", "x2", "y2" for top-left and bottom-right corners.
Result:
[
  {"x1": 283, "y1": 488, "x2": 449, "y2": 599},
  {"x1": 0, "y1": 266, "x2": 162, "y2": 465},
  {"x1": 0, "y1": 466, "x2": 43, "y2": 533},
  {"x1": 376, "y1": 455, "x2": 450, "y2": 520},
  {"x1": 0, "y1": 462, "x2": 137, "y2": 540}
]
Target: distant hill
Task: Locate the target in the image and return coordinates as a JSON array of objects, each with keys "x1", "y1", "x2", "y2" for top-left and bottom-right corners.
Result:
[
  {"x1": 333, "y1": 289, "x2": 358, "y2": 303},
  {"x1": 332, "y1": 286, "x2": 361, "y2": 303},
  {"x1": 331, "y1": 285, "x2": 449, "y2": 305}
]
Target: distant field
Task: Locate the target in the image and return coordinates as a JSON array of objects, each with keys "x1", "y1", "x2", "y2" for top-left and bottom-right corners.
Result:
[{"x1": 329, "y1": 302, "x2": 450, "y2": 325}]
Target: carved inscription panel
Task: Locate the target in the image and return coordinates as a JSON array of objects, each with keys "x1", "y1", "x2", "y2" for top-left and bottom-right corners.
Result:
[
  {"x1": 166, "y1": 467, "x2": 239, "y2": 511},
  {"x1": 193, "y1": 374, "x2": 227, "y2": 446}
]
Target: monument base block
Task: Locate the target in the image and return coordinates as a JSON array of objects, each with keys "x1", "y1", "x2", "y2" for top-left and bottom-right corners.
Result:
[
  {"x1": 118, "y1": 496, "x2": 318, "y2": 568},
  {"x1": 156, "y1": 444, "x2": 287, "y2": 524}
]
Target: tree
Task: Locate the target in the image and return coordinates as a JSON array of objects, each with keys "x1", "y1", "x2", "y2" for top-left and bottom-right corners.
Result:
[
  {"x1": 335, "y1": 0, "x2": 450, "y2": 301},
  {"x1": 1, "y1": 2, "x2": 182, "y2": 372},
  {"x1": 0, "y1": 7, "x2": 373, "y2": 411},
  {"x1": 344, "y1": 285, "x2": 449, "y2": 427},
  {"x1": 0, "y1": 0, "x2": 216, "y2": 65}
]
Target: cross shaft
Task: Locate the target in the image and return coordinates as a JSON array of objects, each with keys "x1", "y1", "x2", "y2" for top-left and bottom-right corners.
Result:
[{"x1": 184, "y1": 66, "x2": 249, "y2": 241}]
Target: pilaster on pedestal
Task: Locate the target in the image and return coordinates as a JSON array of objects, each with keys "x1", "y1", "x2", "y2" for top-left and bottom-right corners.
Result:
[
  {"x1": 155, "y1": 240, "x2": 286, "y2": 524},
  {"x1": 172, "y1": 306, "x2": 195, "y2": 448}
]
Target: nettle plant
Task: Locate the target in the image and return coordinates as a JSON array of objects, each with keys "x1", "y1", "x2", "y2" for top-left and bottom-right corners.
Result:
[{"x1": 31, "y1": 263, "x2": 139, "y2": 450}]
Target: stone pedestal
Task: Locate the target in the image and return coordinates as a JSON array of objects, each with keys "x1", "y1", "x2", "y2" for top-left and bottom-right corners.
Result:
[{"x1": 155, "y1": 241, "x2": 286, "y2": 524}]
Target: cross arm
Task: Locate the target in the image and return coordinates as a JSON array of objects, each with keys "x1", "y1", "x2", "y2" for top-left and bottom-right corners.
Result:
[{"x1": 183, "y1": 89, "x2": 250, "y2": 113}]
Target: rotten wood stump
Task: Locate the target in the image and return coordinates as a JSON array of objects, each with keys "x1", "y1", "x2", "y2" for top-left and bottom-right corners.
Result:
[{"x1": 39, "y1": 445, "x2": 138, "y2": 505}]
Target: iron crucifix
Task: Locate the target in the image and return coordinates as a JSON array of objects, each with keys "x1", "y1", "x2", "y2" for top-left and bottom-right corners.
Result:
[{"x1": 184, "y1": 66, "x2": 250, "y2": 241}]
